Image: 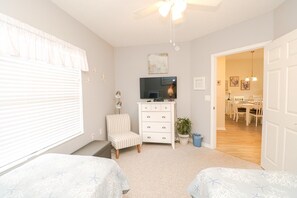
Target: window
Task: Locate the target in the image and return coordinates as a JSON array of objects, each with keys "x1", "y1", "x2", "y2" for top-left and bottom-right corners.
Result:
[
  {"x1": 0, "y1": 12, "x2": 88, "y2": 172},
  {"x1": 0, "y1": 57, "x2": 83, "y2": 170}
]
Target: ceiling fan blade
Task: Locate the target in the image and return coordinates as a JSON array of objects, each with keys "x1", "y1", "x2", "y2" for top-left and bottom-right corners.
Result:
[
  {"x1": 186, "y1": 0, "x2": 222, "y2": 7},
  {"x1": 133, "y1": 1, "x2": 165, "y2": 18}
]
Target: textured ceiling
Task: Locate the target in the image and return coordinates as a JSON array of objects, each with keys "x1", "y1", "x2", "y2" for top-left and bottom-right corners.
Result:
[{"x1": 51, "y1": 0, "x2": 285, "y2": 47}]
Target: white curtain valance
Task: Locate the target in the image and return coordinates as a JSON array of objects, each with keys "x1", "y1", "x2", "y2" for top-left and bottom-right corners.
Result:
[{"x1": 0, "y1": 13, "x2": 89, "y2": 71}]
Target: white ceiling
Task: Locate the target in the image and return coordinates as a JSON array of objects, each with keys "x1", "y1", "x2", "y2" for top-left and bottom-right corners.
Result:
[{"x1": 51, "y1": 0, "x2": 285, "y2": 47}]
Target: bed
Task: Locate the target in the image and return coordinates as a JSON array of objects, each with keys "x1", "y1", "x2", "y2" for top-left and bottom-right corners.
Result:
[
  {"x1": 188, "y1": 167, "x2": 297, "y2": 198},
  {"x1": 0, "y1": 153, "x2": 129, "y2": 198}
]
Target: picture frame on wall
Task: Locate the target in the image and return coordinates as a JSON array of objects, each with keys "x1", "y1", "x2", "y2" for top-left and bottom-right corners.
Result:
[
  {"x1": 241, "y1": 80, "x2": 250, "y2": 90},
  {"x1": 230, "y1": 76, "x2": 239, "y2": 87},
  {"x1": 193, "y1": 77, "x2": 205, "y2": 90},
  {"x1": 148, "y1": 53, "x2": 168, "y2": 74}
]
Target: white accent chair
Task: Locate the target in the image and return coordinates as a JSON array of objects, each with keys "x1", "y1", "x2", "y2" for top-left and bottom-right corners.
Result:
[{"x1": 106, "y1": 114, "x2": 142, "y2": 159}]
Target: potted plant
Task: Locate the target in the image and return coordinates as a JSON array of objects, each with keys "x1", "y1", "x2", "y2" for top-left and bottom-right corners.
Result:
[{"x1": 176, "y1": 117, "x2": 192, "y2": 145}]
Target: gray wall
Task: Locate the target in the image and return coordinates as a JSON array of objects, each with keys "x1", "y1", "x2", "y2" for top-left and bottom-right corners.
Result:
[
  {"x1": 114, "y1": 43, "x2": 192, "y2": 132},
  {"x1": 114, "y1": 0, "x2": 297, "y2": 146},
  {"x1": 190, "y1": 13, "x2": 274, "y2": 144},
  {"x1": 1, "y1": 0, "x2": 296, "y2": 153},
  {"x1": 0, "y1": 0, "x2": 115, "y2": 154},
  {"x1": 274, "y1": 0, "x2": 297, "y2": 38}
]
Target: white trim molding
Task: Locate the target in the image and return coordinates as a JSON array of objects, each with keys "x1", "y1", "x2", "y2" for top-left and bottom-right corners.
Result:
[
  {"x1": 216, "y1": 127, "x2": 226, "y2": 131},
  {"x1": 210, "y1": 41, "x2": 271, "y2": 149}
]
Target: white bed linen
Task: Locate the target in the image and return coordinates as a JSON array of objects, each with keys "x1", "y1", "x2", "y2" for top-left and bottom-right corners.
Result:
[
  {"x1": 0, "y1": 153, "x2": 129, "y2": 198},
  {"x1": 188, "y1": 167, "x2": 297, "y2": 198}
]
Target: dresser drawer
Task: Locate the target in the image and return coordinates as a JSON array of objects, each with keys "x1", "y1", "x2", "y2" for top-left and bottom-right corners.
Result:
[
  {"x1": 142, "y1": 112, "x2": 171, "y2": 122},
  {"x1": 160, "y1": 104, "x2": 171, "y2": 111},
  {"x1": 141, "y1": 104, "x2": 151, "y2": 111},
  {"x1": 142, "y1": 132, "x2": 171, "y2": 143},
  {"x1": 142, "y1": 122, "x2": 171, "y2": 132},
  {"x1": 151, "y1": 104, "x2": 161, "y2": 111}
]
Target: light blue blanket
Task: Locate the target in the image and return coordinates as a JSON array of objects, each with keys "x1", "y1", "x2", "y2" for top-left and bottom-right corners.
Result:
[
  {"x1": 0, "y1": 153, "x2": 129, "y2": 198},
  {"x1": 188, "y1": 167, "x2": 297, "y2": 198}
]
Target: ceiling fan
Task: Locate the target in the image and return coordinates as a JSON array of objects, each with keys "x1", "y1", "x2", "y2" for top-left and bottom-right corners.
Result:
[{"x1": 134, "y1": 0, "x2": 222, "y2": 21}]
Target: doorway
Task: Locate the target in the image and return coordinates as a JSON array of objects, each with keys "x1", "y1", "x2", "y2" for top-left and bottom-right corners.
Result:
[
  {"x1": 210, "y1": 42, "x2": 269, "y2": 164},
  {"x1": 217, "y1": 49, "x2": 264, "y2": 164}
]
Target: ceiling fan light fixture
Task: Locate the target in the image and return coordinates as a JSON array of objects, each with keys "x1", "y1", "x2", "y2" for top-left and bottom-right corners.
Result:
[
  {"x1": 158, "y1": 3, "x2": 171, "y2": 17},
  {"x1": 245, "y1": 77, "x2": 250, "y2": 82},
  {"x1": 251, "y1": 76, "x2": 257, "y2": 81},
  {"x1": 171, "y1": 8, "x2": 183, "y2": 21},
  {"x1": 173, "y1": 0, "x2": 187, "y2": 13}
]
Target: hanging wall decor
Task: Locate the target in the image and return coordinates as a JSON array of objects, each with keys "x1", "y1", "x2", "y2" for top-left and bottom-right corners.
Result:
[
  {"x1": 230, "y1": 76, "x2": 239, "y2": 87},
  {"x1": 115, "y1": 91, "x2": 122, "y2": 114},
  {"x1": 148, "y1": 53, "x2": 168, "y2": 74},
  {"x1": 241, "y1": 80, "x2": 250, "y2": 90}
]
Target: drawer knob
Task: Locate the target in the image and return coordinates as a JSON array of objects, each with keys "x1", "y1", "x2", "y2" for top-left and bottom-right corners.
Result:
[
  {"x1": 162, "y1": 126, "x2": 166, "y2": 129},
  {"x1": 162, "y1": 116, "x2": 165, "y2": 118},
  {"x1": 147, "y1": 116, "x2": 150, "y2": 118},
  {"x1": 147, "y1": 126, "x2": 151, "y2": 129},
  {"x1": 147, "y1": 136, "x2": 151, "y2": 139},
  {"x1": 162, "y1": 137, "x2": 166, "y2": 139}
]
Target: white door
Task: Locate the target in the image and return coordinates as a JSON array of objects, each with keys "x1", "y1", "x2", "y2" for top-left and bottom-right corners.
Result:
[{"x1": 262, "y1": 29, "x2": 297, "y2": 171}]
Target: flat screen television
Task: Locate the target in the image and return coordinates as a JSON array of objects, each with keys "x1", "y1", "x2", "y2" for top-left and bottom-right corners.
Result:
[{"x1": 140, "y1": 76, "x2": 177, "y2": 99}]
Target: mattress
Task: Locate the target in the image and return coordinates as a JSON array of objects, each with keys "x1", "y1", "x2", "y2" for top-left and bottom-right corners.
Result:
[
  {"x1": 0, "y1": 153, "x2": 129, "y2": 198},
  {"x1": 188, "y1": 167, "x2": 297, "y2": 198}
]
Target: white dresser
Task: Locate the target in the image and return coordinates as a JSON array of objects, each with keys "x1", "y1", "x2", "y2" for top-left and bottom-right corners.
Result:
[{"x1": 137, "y1": 102, "x2": 176, "y2": 149}]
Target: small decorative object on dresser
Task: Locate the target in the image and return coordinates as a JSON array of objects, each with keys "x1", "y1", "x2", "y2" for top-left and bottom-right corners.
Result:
[
  {"x1": 138, "y1": 102, "x2": 176, "y2": 149},
  {"x1": 176, "y1": 117, "x2": 192, "y2": 145}
]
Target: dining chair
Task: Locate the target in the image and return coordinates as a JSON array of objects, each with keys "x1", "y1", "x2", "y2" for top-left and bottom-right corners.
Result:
[
  {"x1": 252, "y1": 95, "x2": 263, "y2": 102},
  {"x1": 233, "y1": 96, "x2": 245, "y2": 101},
  {"x1": 229, "y1": 96, "x2": 245, "y2": 119},
  {"x1": 249, "y1": 101, "x2": 263, "y2": 126},
  {"x1": 233, "y1": 101, "x2": 246, "y2": 122}
]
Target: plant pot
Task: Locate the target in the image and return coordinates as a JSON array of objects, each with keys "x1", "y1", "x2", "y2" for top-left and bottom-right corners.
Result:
[{"x1": 178, "y1": 134, "x2": 189, "y2": 145}]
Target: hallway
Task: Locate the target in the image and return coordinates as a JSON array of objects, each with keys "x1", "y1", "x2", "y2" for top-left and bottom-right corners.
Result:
[{"x1": 216, "y1": 115, "x2": 262, "y2": 164}]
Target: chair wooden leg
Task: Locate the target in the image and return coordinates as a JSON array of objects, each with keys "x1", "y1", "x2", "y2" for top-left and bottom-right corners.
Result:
[
  {"x1": 136, "y1": 144, "x2": 141, "y2": 153},
  {"x1": 116, "y1": 149, "x2": 119, "y2": 159},
  {"x1": 255, "y1": 118, "x2": 258, "y2": 127}
]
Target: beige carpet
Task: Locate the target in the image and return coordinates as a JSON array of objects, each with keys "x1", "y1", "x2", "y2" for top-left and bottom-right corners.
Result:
[{"x1": 113, "y1": 143, "x2": 261, "y2": 198}]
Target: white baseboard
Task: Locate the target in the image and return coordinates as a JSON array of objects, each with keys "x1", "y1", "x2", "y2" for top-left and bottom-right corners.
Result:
[
  {"x1": 202, "y1": 142, "x2": 211, "y2": 148},
  {"x1": 216, "y1": 127, "x2": 226, "y2": 131}
]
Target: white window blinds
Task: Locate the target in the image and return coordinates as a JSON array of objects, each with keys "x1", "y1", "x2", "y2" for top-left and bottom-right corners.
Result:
[
  {"x1": 0, "y1": 12, "x2": 87, "y2": 171},
  {"x1": 0, "y1": 57, "x2": 83, "y2": 170}
]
